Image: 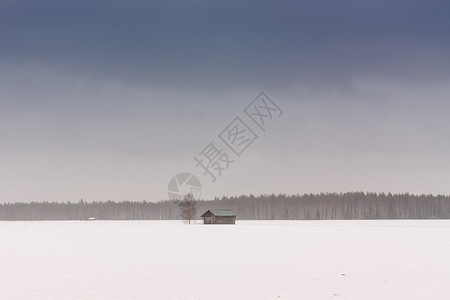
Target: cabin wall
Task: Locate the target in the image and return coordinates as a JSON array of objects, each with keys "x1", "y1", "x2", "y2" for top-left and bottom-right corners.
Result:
[
  {"x1": 203, "y1": 216, "x2": 215, "y2": 224},
  {"x1": 201, "y1": 210, "x2": 236, "y2": 224},
  {"x1": 215, "y1": 216, "x2": 236, "y2": 224}
]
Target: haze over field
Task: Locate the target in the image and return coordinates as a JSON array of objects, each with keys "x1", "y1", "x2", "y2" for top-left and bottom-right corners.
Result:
[{"x1": 1, "y1": 1, "x2": 449, "y2": 202}]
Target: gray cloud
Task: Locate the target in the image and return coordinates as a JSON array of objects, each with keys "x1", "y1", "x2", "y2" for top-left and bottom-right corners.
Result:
[
  {"x1": 1, "y1": 0, "x2": 449, "y2": 202},
  {"x1": 1, "y1": 0, "x2": 449, "y2": 89}
]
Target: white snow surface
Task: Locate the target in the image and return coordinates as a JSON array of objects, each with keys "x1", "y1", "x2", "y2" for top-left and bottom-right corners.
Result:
[{"x1": 1, "y1": 220, "x2": 450, "y2": 300}]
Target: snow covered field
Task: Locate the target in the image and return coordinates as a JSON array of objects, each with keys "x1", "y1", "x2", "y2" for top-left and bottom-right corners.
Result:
[{"x1": 1, "y1": 220, "x2": 449, "y2": 300}]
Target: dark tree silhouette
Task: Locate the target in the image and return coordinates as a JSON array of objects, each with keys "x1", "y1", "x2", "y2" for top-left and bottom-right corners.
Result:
[{"x1": 0, "y1": 192, "x2": 449, "y2": 221}]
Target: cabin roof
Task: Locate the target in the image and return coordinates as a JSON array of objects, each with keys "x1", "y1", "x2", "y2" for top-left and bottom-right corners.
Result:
[{"x1": 201, "y1": 209, "x2": 236, "y2": 217}]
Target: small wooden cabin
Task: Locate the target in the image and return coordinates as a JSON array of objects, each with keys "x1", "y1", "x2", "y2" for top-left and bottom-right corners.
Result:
[{"x1": 201, "y1": 209, "x2": 236, "y2": 224}]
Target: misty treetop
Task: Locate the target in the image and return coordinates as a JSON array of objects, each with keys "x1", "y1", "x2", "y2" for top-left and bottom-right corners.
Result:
[{"x1": 0, "y1": 192, "x2": 449, "y2": 221}]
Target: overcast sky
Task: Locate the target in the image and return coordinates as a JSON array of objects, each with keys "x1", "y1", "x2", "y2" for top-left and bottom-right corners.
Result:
[{"x1": 1, "y1": 0, "x2": 449, "y2": 203}]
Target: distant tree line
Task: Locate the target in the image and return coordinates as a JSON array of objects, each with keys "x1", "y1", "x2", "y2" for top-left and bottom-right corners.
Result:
[{"x1": 0, "y1": 192, "x2": 449, "y2": 221}]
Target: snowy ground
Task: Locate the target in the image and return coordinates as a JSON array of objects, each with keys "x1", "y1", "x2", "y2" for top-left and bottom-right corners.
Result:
[{"x1": 1, "y1": 220, "x2": 449, "y2": 300}]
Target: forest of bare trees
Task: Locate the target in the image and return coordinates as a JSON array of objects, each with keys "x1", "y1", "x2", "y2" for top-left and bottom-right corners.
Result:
[{"x1": 0, "y1": 192, "x2": 449, "y2": 221}]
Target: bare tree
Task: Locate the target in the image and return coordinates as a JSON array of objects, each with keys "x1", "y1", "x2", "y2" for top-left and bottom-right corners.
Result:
[{"x1": 178, "y1": 193, "x2": 197, "y2": 224}]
